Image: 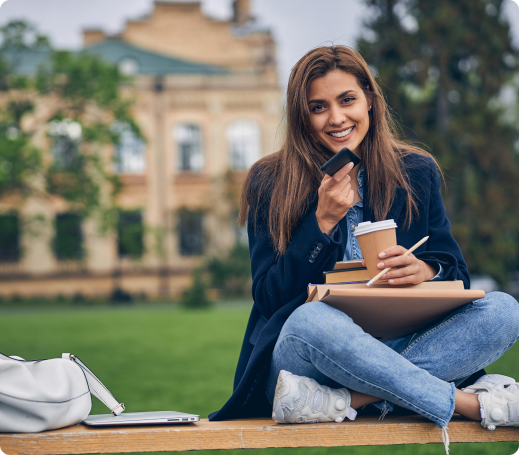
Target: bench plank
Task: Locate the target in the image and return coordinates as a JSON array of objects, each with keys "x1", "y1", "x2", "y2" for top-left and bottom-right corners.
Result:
[{"x1": 1, "y1": 415, "x2": 519, "y2": 455}]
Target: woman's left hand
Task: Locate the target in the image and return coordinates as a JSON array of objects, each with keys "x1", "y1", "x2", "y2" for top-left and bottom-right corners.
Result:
[{"x1": 361, "y1": 246, "x2": 438, "y2": 285}]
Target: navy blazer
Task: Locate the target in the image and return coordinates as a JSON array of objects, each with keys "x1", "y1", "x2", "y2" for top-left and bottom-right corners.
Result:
[{"x1": 209, "y1": 153, "x2": 470, "y2": 421}]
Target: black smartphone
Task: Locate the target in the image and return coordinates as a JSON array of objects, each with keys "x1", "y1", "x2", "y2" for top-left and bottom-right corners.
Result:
[{"x1": 320, "y1": 147, "x2": 361, "y2": 176}]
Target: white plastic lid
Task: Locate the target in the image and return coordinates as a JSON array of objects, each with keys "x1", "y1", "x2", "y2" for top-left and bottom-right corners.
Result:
[{"x1": 354, "y1": 220, "x2": 397, "y2": 237}]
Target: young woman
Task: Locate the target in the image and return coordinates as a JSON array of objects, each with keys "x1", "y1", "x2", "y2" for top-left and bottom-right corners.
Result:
[{"x1": 209, "y1": 46, "x2": 519, "y2": 449}]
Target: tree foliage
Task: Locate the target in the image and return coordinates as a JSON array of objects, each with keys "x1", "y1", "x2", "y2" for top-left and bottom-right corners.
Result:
[
  {"x1": 0, "y1": 20, "x2": 141, "y2": 222},
  {"x1": 180, "y1": 267, "x2": 213, "y2": 309},
  {"x1": 0, "y1": 21, "x2": 50, "y2": 51},
  {"x1": 358, "y1": 0, "x2": 519, "y2": 282},
  {"x1": 206, "y1": 242, "x2": 252, "y2": 296}
]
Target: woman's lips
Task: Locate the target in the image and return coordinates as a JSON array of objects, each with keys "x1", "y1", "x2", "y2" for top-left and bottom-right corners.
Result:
[{"x1": 327, "y1": 125, "x2": 355, "y2": 142}]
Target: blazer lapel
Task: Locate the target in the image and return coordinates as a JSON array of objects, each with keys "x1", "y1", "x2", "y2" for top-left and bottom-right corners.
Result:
[{"x1": 364, "y1": 186, "x2": 408, "y2": 223}]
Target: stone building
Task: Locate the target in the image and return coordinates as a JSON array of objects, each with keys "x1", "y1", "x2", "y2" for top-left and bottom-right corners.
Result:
[{"x1": 0, "y1": 0, "x2": 282, "y2": 298}]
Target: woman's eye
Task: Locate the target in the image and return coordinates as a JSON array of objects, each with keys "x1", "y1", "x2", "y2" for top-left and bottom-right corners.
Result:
[
  {"x1": 312, "y1": 104, "x2": 325, "y2": 112},
  {"x1": 342, "y1": 97, "x2": 355, "y2": 104}
]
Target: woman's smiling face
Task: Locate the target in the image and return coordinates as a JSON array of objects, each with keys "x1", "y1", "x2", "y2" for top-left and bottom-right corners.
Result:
[{"x1": 307, "y1": 70, "x2": 371, "y2": 155}]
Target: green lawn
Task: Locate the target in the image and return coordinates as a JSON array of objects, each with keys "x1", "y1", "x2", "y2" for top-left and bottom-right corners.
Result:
[{"x1": 1, "y1": 302, "x2": 519, "y2": 455}]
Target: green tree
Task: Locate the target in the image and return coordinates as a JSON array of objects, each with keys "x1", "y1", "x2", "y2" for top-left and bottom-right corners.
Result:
[
  {"x1": 358, "y1": 0, "x2": 519, "y2": 282},
  {"x1": 0, "y1": 20, "x2": 141, "y2": 224},
  {"x1": 0, "y1": 20, "x2": 50, "y2": 52}
]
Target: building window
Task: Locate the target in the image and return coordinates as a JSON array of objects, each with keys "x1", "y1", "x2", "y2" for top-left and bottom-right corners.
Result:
[
  {"x1": 117, "y1": 210, "x2": 144, "y2": 258},
  {"x1": 118, "y1": 57, "x2": 139, "y2": 76},
  {"x1": 54, "y1": 213, "x2": 83, "y2": 261},
  {"x1": 226, "y1": 120, "x2": 261, "y2": 170},
  {"x1": 0, "y1": 214, "x2": 20, "y2": 262},
  {"x1": 112, "y1": 121, "x2": 146, "y2": 174},
  {"x1": 173, "y1": 124, "x2": 204, "y2": 172},
  {"x1": 48, "y1": 119, "x2": 82, "y2": 169},
  {"x1": 178, "y1": 209, "x2": 204, "y2": 256}
]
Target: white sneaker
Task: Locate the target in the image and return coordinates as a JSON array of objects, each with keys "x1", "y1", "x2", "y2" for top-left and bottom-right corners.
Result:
[
  {"x1": 463, "y1": 374, "x2": 519, "y2": 430},
  {"x1": 272, "y1": 370, "x2": 357, "y2": 424}
]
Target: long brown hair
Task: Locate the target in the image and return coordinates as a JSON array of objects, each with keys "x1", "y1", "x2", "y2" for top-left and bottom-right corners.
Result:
[{"x1": 239, "y1": 45, "x2": 437, "y2": 255}]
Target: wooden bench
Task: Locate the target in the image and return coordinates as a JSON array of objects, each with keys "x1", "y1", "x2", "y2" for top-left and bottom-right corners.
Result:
[{"x1": 1, "y1": 415, "x2": 519, "y2": 454}]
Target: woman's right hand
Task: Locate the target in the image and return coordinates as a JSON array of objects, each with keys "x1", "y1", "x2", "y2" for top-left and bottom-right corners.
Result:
[{"x1": 315, "y1": 162, "x2": 355, "y2": 235}]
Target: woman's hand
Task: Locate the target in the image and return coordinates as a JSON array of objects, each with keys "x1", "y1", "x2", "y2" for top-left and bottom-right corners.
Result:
[
  {"x1": 361, "y1": 246, "x2": 438, "y2": 285},
  {"x1": 315, "y1": 162, "x2": 355, "y2": 235}
]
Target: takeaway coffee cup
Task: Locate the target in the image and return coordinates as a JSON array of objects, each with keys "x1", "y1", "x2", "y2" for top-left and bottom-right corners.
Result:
[{"x1": 354, "y1": 220, "x2": 398, "y2": 279}]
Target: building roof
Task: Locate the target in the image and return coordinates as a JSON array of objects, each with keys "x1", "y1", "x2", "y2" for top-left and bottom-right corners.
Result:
[
  {"x1": 1, "y1": 39, "x2": 228, "y2": 76},
  {"x1": 86, "y1": 39, "x2": 228, "y2": 75},
  {"x1": 1, "y1": 47, "x2": 51, "y2": 75}
]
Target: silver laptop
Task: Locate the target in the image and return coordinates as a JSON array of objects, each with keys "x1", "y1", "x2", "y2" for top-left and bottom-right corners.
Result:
[{"x1": 83, "y1": 411, "x2": 200, "y2": 426}]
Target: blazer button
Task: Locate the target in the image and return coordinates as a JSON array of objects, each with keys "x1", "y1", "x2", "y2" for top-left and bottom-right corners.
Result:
[
  {"x1": 309, "y1": 256, "x2": 315, "y2": 263},
  {"x1": 316, "y1": 243, "x2": 323, "y2": 251}
]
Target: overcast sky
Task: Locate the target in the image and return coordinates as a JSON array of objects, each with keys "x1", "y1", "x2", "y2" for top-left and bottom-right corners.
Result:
[{"x1": 0, "y1": 0, "x2": 518, "y2": 87}]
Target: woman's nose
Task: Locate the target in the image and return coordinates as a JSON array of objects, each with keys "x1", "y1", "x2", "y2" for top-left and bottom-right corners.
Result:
[{"x1": 328, "y1": 105, "x2": 346, "y2": 126}]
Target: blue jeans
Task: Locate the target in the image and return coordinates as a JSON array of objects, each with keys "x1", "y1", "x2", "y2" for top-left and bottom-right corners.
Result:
[{"x1": 266, "y1": 292, "x2": 519, "y2": 428}]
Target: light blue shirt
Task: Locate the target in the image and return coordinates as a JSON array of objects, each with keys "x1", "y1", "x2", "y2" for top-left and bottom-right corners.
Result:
[
  {"x1": 342, "y1": 165, "x2": 364, "y2": 261},
  {"x1": 334, "y1": 165, "x2": 443, "y2": 279}
]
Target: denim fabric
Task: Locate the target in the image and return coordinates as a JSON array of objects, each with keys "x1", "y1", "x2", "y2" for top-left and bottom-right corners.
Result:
[
  {"x1": 266, "y1": 291, "x2": 519, "y2": 428},
  {"x1": 342, "y1": 165, "x2": 364, "y2": 262}
]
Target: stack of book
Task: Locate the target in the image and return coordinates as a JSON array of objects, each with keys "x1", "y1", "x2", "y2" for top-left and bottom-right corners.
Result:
[{"x1": 323, "y1": 260, "x2": 370, "y2": 284}]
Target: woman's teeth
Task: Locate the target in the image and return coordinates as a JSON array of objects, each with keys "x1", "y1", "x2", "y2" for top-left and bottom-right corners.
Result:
[{"x1": 329, "y1": 126, "x2": 353, "y2": 138}]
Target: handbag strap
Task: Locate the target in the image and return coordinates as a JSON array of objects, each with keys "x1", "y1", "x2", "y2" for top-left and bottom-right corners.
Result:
[{"x1": 62, "y1": 353, "x2": 125, "y2": 416}]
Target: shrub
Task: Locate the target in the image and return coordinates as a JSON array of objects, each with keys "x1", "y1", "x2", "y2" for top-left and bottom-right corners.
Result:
[
  {"x1": 181, "y1": 267, "x2": 212, "y2": 309},
  {"x1": 206, "y1": 243, "x2": 251, "y2": 297}
]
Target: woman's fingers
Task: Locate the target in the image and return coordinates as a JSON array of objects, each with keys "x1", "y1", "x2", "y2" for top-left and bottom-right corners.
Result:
[
  {"x1": 376, "y1": 252, "x2": 415, "y2": 270},
  {"x1": 321, "y1": 162, "x2": 354, "y2": 185},
  {"x1": 375, "y1": 248, "x2": 435, "y2": 286},
  {"x1": 377, "y1": 251, "x2": 421, "y2": 284},
  {"x1": 378, "y1": 245, "x2": 407, "y2": 259},
  {"x1": 316, "y1": 162, "x2": 356, "y2": 234},
  {"x1": 322, "y1": 174, "x2": 332, "y2": 183},
  {"x1": 387, "y1": 273, "x2": 421, "y2": 285},
  {"x1": 383, "y1": 263, "x2": 420, "y2": 280}
]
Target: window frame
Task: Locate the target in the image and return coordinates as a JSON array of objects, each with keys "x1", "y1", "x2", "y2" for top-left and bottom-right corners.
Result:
[
  {"x1": 112, "y1": 121, "x2": 146, "y2": 175},
  {"x1": 0, "y1": 213, "x2": 21, "y2": 263},
  {"x1": 177, "y1": 208, "x2": 205, "y2": 257},
  {"x1": 173, "y1": 123, "x2": 204, "y2": 173},
  {"x1": 117, "y1": 210, "x2": 145, "y2": 259},
  {"x1": 54, "y1": 213, "x2": 84, "y2": 261},
  {"x1": 226, "y1": 119, "x2": 261, "y2": 171}
]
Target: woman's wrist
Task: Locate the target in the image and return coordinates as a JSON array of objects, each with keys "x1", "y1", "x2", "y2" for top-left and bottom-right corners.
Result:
[
  {"x1": 420, "y1": 260, "x2": 438, "y2": 282},
  {"x1": 315, "y1": 210, "x2": 336, "y2": 235}
]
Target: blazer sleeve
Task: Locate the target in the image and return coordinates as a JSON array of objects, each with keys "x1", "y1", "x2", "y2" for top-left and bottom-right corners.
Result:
[
  {"x1": 413, "y1": 158, "x2": 471, "y2": 289},
  {"x1": 247, "y1": 200, "x2": 343, "y2": 319}
]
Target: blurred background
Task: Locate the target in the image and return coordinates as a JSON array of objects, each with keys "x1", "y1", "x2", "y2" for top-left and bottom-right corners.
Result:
[
  {"x1": 1, "y1": 2, "x2": 519, "y2": 454},
  {"x1": 0, "y1": 0, "x2": 518, "y2": 303}
]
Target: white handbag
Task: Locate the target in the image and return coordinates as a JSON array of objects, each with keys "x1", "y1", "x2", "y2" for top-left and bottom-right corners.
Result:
[{"x1": 0, "y1": 352, "x2": 124, "y2": 433}]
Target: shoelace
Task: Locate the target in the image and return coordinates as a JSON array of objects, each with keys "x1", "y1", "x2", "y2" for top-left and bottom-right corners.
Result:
[
  {"x1": 378, "y1": 406, "x2": 389, "y2": 421},
  {"x1": 442, "y1": 426, "x2": 450, "y2": 455}
]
